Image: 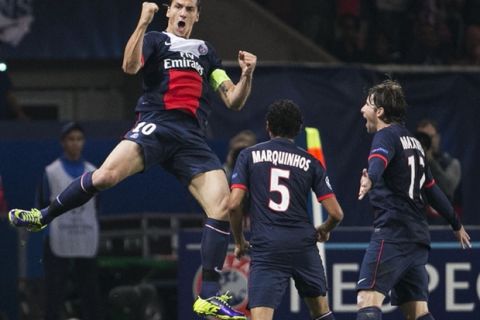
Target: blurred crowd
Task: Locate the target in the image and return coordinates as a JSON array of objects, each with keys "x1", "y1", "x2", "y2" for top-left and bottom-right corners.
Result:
[{"x1": 255, "y1": 0, "x2": 480, "y2": 65}]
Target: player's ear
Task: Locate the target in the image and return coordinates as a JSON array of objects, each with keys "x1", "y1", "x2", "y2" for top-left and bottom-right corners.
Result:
[
  {"x1": 166, "y1": 5, "x2": 171, "y2": 18},
  {"x1": 376, "y1": 106, "x2": 384, "y2": 117}
]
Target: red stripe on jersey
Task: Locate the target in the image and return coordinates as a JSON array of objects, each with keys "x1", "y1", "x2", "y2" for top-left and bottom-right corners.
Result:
[
  {"x1": 368, "y1": 154, "x2": 388, "y2": 167},
  {"x1": 317, "y1": 193, "x2": 335, "y2": 202},
  {"x1": 424, "y1": 179, "x2": 436, "y2": 189},
  {"x1": 231, "y1": 184, "x2": 248, "y2": 191},
  {"x1": 164, "y1": 69, "x2": 202, "y2": 116},
  {"x1": 369, "y1": 240, "x2": 385, "y2": 289}
]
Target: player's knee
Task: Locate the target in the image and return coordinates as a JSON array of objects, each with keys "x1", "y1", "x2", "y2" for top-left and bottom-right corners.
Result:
[
  {"x1": 208, "y1": 191, "x2": 230, "y2": 219},
  {"x1": 92, "y1": 169, "x2": 121, "y2": 189},
  {"x1": 356, "y1": 291, "x2": 381, "y2": 309}
]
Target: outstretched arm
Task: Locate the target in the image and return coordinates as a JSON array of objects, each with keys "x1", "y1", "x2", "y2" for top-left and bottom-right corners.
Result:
[
  {"x1": 122, "y1": 2, "x2": 159, "y2": 74},
  {"x1": 424, "y1": 183, "x2": 471, "y2": 249},
  {"x1": 228, "y1": 187, "x2": 250, "y2": 258},
  {"x1": 217, "y1": 50, "x2": 257, "y2": 111}
]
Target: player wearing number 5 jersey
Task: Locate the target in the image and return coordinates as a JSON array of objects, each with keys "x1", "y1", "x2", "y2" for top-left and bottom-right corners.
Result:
[
  {"x1": 356, "y1": 80, "x2": 471, "y2": 320},
  {"x1": 229, "y1": 100, "x2": 344, "y2": 320},
  {"x1": 9, "y1": 1, "x2": 255, "y2": 319}
]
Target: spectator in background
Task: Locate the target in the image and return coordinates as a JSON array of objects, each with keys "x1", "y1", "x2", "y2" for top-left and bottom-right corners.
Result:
[
  {"x1": 417, "y1": 119, "x2": 461, "y2": 202},
  {"x1": 0, "y1": 66, "x2": 28, "y2": 120},
  {"x1": 463, "y1": 24, "x2": 480, "y2": 64},
  {"x1": 223, "y1": 130, "x2": 257, "y2": 182},
  {"x1": 297, "y1": 0, "x2": 336, "y2": 50},
  {"x1": 333, "y1": 14, "x2": 366, "y2": 62},
  {"x1": 37, "y1": 122, "x2": 102, "y2": 320}
]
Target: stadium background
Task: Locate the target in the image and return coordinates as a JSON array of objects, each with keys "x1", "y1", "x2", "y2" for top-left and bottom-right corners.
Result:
[{"x1": 0, "y1": 0, "x2": 479, "y2": 319}]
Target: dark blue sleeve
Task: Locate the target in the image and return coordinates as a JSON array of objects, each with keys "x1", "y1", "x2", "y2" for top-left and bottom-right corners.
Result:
[
  {"x1": 206, "y1": 42, "x2": 223, "y2": 73},
  {"x1": 368, "y1": 129, "x2": 395, "y2": 184},
  {"x1": 142, "y1": 31, "x2": 162, "y2": 65},
  {"x1": 230, "y1": 149, "x2": 249, "y2": 191},
  {"x1": 312, "y1": 159, "x2": 335, "y2": 201},
  {"x1": 424, "y1": 183, "x2": 461, "y2": 230}
]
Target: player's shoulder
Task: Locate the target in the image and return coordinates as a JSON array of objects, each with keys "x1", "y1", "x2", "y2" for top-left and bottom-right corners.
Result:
[
  {"x1": 145, "y1": 31, "x2": 168, "y2": 41},
  {"x1": 374, "y1": 124, "x2": 406, "y2": 143}
]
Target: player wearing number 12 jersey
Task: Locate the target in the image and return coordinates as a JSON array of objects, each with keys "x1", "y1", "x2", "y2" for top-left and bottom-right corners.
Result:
[
  {"x1": 229, "y1": 100, "x2": 344, "y2": 320},
  {"x1": 356, "y1": 80, "x2": 471, "y2": 320}
]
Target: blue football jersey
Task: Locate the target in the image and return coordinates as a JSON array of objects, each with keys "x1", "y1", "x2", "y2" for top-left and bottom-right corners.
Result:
[
  {"x1": 367, "y1": 124, "x2": 435, "y2": 245},
  {"x1": 137, "y1": 31, "x2": 224, "y2": 126},
  {"x1": 231, "y1": 138, "x2": 335, "y2": 252}
]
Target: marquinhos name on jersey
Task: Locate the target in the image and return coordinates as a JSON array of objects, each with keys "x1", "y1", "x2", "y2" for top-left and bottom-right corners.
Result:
[{"x1": 251, "y1": 149, "x2": 311, "y2": 172}]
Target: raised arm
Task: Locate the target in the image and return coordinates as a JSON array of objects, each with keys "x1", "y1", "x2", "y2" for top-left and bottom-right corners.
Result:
[
  {"x1": 122, "y1": 2, "x2": 159, "y2": 74},
  {"x1": 217, "y1": 50, "x2": 257, "y2": 111}
]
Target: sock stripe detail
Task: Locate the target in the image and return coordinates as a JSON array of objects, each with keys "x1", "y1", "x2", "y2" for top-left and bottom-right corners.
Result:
[
  {"x1": 316, "y1": 311, "x2": 332, "y2": 320},
  {"x1": 56, "y1": 195, "x2": 63, "y2": 206},
  {"x1": 205, "y1": 224, "x2": 230, "y2": 235},
  {"x1": 80, "y1": 173, "x2": 87, "y2": 192}
]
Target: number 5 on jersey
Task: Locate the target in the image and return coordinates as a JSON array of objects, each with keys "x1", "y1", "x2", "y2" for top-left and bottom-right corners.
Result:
[{"x1": 269, "y1": 168, "x2": 291, "y2": 212}]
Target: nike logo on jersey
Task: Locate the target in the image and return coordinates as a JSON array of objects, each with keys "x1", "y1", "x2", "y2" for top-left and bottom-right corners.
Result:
[
  {"x1": 357, "y1": 278, "x2": 367, "y2": 285},
  {"x1": 165, "y1": 41, "x2": 171, "y2": 45},
  {"x1": 214, "y1": 267, "x2": 223, "y2": 273}
]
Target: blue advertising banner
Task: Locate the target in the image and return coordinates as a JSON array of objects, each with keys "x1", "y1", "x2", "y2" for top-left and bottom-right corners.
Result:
[{"x1": 178, "y1": 229, "x2": 480, "y2": 319}]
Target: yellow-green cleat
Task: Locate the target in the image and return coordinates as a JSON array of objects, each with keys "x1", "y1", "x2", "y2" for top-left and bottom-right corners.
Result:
[
  {"x1": 193, "y1": 292, "x2": 246, "y2": 320},
  {"x1": 8, "y1": 208, "x2": 46, "y2": 232}
]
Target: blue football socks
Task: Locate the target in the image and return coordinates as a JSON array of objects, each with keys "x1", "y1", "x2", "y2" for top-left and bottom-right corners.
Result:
[
  {"x1": 200, "y1": 218, "x2": 230, "y2": 297},
  {"x1": 357, "y1": 306, "x2": 382, "y2": 320},
  {"x1": 41, "y1": 171, "x2": 98, "y2": 224}
]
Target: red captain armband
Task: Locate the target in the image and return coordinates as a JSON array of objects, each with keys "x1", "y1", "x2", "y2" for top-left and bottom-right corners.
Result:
[{"x1": 231, "y1": 184, "x2": 248, "y2": 191}]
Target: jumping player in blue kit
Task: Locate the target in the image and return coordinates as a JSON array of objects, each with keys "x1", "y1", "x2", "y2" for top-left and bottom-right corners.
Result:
[
  {"x1": 356, "y1": 80, "x2": 471, "y2": 320},
  {"x1": 229, "y1": 100, "x2": 344, "y2": 320},
  {"x1": 9, "y1": 1, "x2": 256, "y2": 319}
]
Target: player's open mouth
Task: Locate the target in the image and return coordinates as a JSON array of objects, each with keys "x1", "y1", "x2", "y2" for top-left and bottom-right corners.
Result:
[{"x1": 178, "y1": 21, "x2": 186, "y2": 28}]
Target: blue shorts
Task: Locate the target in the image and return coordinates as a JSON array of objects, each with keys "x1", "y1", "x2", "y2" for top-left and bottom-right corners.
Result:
[
  {"x1": 248, "y1": 247, "x2": 327, "y2": 309},
  {"x1": 356, "y1": 240, "x2": 430, "y2": 306},
  {"x1": 124, "y1": 110, "x2": 222, "y2": 185}
]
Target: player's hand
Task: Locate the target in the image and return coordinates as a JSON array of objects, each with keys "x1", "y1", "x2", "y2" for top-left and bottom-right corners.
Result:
[
  {"x1": 234, "y1": 239, "x2": 250, "y2": 259},
  {"x1": 238, "y1": 50, "x2": 257, "y2": 78},
  {"x1": 358, "y1": 168, "x2": 372, "y2": 200},
  {"x1": 454, "y1": 226, "x2": 472, "y2": 249},
  {"x1": 140, "y1": 2, "x2": 159, "y2": 26},
  {"x1": 316, "y1": 224, "x2": 330, "y2": 242}
]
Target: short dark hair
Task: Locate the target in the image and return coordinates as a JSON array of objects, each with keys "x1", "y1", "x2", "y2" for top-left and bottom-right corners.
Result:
[
  {"x1": 368, "y1": 80, "x2": 406, "y2": 124},
  {"x1": 167, "y1": 0, "x2": 201, "y2": 11},
  {"x1": 266, "y1": 100, "x2": 303, "y2": 138},
  {"x1": 60, "y1": 122, "x2": 84, "y2": 139}
]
